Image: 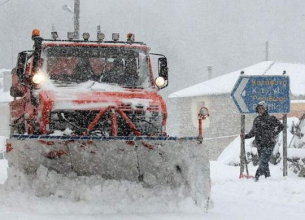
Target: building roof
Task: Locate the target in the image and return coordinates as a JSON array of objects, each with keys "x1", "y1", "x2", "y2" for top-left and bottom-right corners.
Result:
[{"x1": 168, "y1": 61, "x2": 305, "y2": 98}]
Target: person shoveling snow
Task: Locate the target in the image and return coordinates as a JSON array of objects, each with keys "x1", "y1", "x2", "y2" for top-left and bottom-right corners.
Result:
[{"x1": 240, "y1": 101, "x2": 284, "y2": 181}]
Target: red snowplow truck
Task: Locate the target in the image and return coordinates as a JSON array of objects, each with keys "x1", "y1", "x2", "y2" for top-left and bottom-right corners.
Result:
[{"x1": 6, "y1": 29, "x2": 211, "y2": 207}]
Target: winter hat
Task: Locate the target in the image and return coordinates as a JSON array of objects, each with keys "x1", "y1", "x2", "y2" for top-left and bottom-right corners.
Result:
[{"x1": 256, "y1": 101, "x2": 268, "y2": 113}]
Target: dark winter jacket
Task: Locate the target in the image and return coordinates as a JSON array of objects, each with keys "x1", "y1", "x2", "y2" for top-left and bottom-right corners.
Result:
[{"x1": 245, "y1": 112, "x2": 284, "y2": 147}]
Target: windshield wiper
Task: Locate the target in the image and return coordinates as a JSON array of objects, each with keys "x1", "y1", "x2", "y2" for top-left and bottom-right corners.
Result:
[{"x1": 89, "y1": 81, "x2": 96, "y2": 89}]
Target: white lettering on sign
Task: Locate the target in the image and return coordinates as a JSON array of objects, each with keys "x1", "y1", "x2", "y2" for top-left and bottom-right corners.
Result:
[
  {"x1": 251, "y1": 79, "x2": 288, "y2": 86},
  {"x1": 253, "y1": 103, "x2": 282, "y2": 111}
]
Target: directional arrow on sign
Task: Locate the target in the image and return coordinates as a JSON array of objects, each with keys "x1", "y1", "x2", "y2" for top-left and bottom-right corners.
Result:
[
  {"x1": 231, "y1": 75, "x2": 290, "y2": 114},
  {"x1": 232, "y1": 77, "x2": 249, "y2": 112}
]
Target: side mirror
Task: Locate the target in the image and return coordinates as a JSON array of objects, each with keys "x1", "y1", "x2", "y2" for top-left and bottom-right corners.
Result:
[
  {"x1": 16, "y1": 52, "x2": 28, "y2": 80},
  {"x1": 150, "y1": 53, "x2": 169, "y2": 89},
  {"x1": 155, "y1": 57, "x2": 168, "y2": 89},
  {"x1": 158, "y1": 57, "x2": 168, "y2": 80}
]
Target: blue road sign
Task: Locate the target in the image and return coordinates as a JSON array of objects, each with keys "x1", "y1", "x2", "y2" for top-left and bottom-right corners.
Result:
[{"x1": 231, "y1": 75, "x2": 290, "y2": 114}]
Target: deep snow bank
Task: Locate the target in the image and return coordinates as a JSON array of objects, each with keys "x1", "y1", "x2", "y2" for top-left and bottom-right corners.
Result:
[
  {"x1": 1, "y1": 160, "x2": 305, "y2": 220},
  {"x1": 1, "y1": 164, "x2": 208, "y2": 214}
]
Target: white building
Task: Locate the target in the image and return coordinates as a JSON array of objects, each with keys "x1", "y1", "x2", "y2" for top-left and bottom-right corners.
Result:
[{"x1": 168, "y1": 61, "x2": 305, "y2": 159}]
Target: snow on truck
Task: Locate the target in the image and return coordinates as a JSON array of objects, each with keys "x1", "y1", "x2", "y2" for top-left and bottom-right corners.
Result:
[{"x1": 6, "y1": 29, "x2": 211, "y2": 207}]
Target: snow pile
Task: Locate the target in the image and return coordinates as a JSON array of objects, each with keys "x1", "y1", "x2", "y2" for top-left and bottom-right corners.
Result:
[
  {"x1": 2, "y1": 165, "x2": 206, "y2": 214},
  {"x1": 218, "y1": 117, "x2": 304, "y2": 165},
  {"x1": 1, "y1": 159, "x2": 305, "y2": 219},
  {"x1": 3, "y1": 138, "x2": 211, "y2": 213},
  {"x1": 38, "y1": 76, "x2": 129, "y2": 93},
  {"x1": 35, "y1": 76, "x2": 155, "y2": 111},
  {"x1": 49, "y1": 128, "x2": 74, "y2": 136},
  {"x1": 217, "y1": 136, "x2": 254, "y2": 166}
]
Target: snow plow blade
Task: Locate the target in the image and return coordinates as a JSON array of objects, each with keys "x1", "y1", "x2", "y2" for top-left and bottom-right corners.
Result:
[{"x1": 6, "y1": 135, "x2": 211, "y2": 205}]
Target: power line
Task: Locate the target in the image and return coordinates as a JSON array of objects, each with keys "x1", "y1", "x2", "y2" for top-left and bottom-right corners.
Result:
[{"x1": 0, "y1": 0, "x2": 10, "y2": 6}]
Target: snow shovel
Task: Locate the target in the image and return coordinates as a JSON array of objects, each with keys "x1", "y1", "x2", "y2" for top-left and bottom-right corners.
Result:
[{"x1": 239, "y1": 117, "x2": 254, "y2": 179}]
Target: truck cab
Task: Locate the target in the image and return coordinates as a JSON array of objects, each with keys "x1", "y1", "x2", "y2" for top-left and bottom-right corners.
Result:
[{"x1": 9, "y1": 30, "x2": 169, "y2": 137}]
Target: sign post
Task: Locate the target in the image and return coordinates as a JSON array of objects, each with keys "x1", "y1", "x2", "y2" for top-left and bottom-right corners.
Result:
[
  {"x1": 231, "y1": 74, "x2": 290, "y2": 177},
  {"x1": 282, "y1": 71, "x2": 288, "y2": 177},
  {"x1": 283, "y1": 114, "x2": 287, "y2": 176},
  {"x1": 240, "y1": 114, "x2": 250, "y2": 178}
]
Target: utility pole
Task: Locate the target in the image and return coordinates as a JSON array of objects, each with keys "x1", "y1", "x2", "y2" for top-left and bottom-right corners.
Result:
[
  {"x1": 11, "y1": 40, "x2": 14, "y2": 67},
  {"x1": 283, "y1": 70, "x2": 288, "y2": 176},
  {"x1": 207, "y1": 65, "x2": 213, "y2": 80},
  {"x1": 265, "y1": 41, "x2": 269, "y2": 61},
  {"x1": 74, "y1": 0, "x2": 80, "y2": 39}
]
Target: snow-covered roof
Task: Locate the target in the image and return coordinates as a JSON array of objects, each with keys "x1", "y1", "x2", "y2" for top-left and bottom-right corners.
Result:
[{"x1": 169, "y1": 61, "x2": 305, "y2": 98}]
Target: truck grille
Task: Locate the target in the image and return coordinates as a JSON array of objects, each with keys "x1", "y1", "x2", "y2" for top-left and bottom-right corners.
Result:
[{"x1": 49, "y1": 110, "x2": 162, "y2": 136}]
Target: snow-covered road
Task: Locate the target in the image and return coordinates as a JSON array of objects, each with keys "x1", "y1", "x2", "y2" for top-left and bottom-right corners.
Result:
[
  {"x1": 0, "y1": 159, "x2": 304, "y2": 220},
  {"x1": 210, "y1": 161, "x2": 305, "y2": 219}
]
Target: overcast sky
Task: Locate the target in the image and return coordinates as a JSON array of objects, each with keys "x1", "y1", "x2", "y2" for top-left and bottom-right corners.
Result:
[{"x1": 1, "y1": 0, "x2": 305, "y2": 95}]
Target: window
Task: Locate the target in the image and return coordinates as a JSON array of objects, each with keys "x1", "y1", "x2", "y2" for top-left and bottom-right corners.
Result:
[{"x1": 43, "y1": 46, "x2": 151, "y2": 88}]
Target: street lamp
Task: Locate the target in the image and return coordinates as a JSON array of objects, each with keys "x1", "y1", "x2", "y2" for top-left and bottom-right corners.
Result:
[
  {"x1": 62, "y1": 5, "x2": 73, "y2": 13},
  {"x1": 62, "y1": 0, "x2": 80, "y2": 39}
]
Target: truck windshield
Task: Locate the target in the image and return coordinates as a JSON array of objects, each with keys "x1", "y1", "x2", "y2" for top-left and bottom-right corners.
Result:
[{"x1": 43, "y1": 46, "x2": 151, "y2": 88}]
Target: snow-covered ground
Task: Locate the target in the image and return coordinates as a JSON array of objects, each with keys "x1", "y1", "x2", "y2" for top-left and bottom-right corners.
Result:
[
  {"x1": 0, "y1": 105, "x2": 304, "y2": 219},
  {"x1": 0, "y1": 158, "x2": 304, "y2": 220}
]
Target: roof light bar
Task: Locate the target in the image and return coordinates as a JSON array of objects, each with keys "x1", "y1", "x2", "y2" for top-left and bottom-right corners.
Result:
[
  {"x1": 97, "y1": 32, "x2": 105, "y2": 42},
  {"x1": 67, "y1": 32, "x2": 75, "y2": 40},
  {"x1": 82, "y1": 32, "x2": 90, "y2": 41},
  {"x1": 32, "y1": 29, "x2": 40, "y2": 39},
  {"x1": 112, "y1": 33, "x2": 119, "y2": 41},
  {"x1": 127, "y1": 33, "x2": 135, "y2": 42},
  {"x1": 51, "y1": 31, "x2": 58, "y2": 40}
]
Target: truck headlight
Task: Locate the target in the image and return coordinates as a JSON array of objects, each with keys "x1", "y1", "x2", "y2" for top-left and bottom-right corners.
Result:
[
  {"x1": 32, "y1": 72, "x2": 45, "y2": 85},
  {"x1": 82, "y1": 32, "x2": 90, "y2": 41},
  {"x1": 155, "y1": 76, "x2": 167, "y2": 88}
]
